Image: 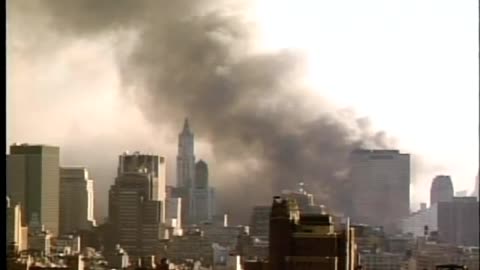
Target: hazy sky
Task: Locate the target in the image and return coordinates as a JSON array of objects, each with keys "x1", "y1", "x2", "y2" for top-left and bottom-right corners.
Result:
[{"x1": 7, "y1": 0, "x2": 478, "y2": 219}]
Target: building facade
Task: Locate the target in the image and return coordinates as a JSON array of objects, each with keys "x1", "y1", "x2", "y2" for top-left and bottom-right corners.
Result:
[
  {"x1": 108, "y1": 170, "x2": 163, "y2": 256},
  {"x1": 59, "y1": 167, "x2": 96, "y2": 234},
  {"x1": 7, "y1": 197, "x2": 28, "y2": 252},
  {"x1": 269, "y1": 196, "x2": 358, "y2": 270},
  {"x1": 359, "y1": 252, "x2": 403, "y2": 270},
  {"x1": 402, "y1": 197, "x2": 479, "y2": 247},
  {"x1": 250, "y1": 206, "x2": 271, "y2": 241},
  {"x1": 189, "y1": 160, "x2": 216, "y2": 224},
  {"x1": 117, "y1": 152, "x2": 167, "y2": 222},
  {"x1": 437, "y1": 197, "x2": 479, "y2": 247},
  {"x1": 7, "y1": 144, "x2": 60, "y2": 236},
  {"x1": 350, "y1": 149, "x2": 410, "y2": 234},
  {"x1": 166, "y1": 197, "x2": 182, "y2": 236}
]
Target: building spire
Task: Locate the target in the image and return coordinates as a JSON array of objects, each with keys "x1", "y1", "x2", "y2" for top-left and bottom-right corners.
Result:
[{"x1": 183, "y1": 118, "x2": 191, "y2": 133}]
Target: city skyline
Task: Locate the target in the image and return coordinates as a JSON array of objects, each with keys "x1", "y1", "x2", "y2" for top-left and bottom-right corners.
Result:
[
  {"x1": 5, "y1": 120, "x2": 477, "y2": 223},
  {"x1": 7, "y1": 0, "x2": 478, "y2": 223},
  {"x1": 6, "y1": 0, "x2": 479, "y2": 268}
]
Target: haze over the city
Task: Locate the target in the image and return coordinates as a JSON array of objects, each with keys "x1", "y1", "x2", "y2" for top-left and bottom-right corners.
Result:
[{"x1": 7, "y1": 0, "x2": 478, "y2": 222}]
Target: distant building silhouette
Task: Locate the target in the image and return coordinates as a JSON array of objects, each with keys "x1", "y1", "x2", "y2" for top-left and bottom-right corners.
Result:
[
  {"x1": 430, "y1": 175, "x2": 454, "y2": 206},
  {"x1": 7, "y1": 144, "x2": 60, "y2": 236},
  {"x1": 59, "y1": 167, "x2": 96, "y2": 235},
  {"x1": 349, "y1": 149, "x2": 410, "y2": 234}
]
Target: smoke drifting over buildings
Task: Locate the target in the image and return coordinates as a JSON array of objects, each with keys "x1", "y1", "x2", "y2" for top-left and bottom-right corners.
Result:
[{"x1": 9, "y1": 0, "x2": 397, "y2": 223}]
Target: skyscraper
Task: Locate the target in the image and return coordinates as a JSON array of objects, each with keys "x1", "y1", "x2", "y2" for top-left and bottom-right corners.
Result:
[
  {"x1": 59, "y1": 167, "x2": 96, "y2": 234},
  {"x1": 195, "y1": 160, "x2": 208, "y2": 189},
  {"x1": 350, "y1": 149, "x2": 410, "y2": 234},
  {"x1": 176, "y1": 118, "x2": 196, "y2": 224},
  {"x1": 191, "y1": 160, "x2": 216, "y2": 224},
  {"x1": 118, "y1": 152, "x2": 167, "y2": 207},
  {"x1": 108, "y1": 152, "x2": 167, "y2": 256},
  {"x1": 177, "y1": 118, "x2": 195, "y2": 189},
  {"x1": 430, "y1": 175, "x2": 454, "y2": 206},
  {"x1": 437, "y1": 197, "x2": 479, "y2": 247},
  {"x1": 108, "y1": 172, "x2": 163, "y2": 256},
  {"x1": 7, "y1": 144, "x2": 60, "y2": 236}
]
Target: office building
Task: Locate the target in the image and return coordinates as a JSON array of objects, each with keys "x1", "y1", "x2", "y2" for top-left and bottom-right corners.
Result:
[
  {"x1": 281, "y1": 182, "x2": 324, "y2": 214},
  {"x1": 191, "y1": 188, "x2": 216, "y2": 224},
  {"x1": 402, "y1": 197, "x2": 479, "y2": 247},
  {"x1": 359, "y1": 251, "x2": 403, "y2": 270},
  {"x1": 412, "y1": 239, "x2": 479, "y2": 270},
  {"x1": 349, "y1": 149, "x2": 410, "y2": 234},
  {"x1": 437, "y1": 197, "x2": 479, "y2": 246},
  {"x1": 200, "y1": 222, "x2": 243, "y2": 250},
  {"x1": 190, "y1": 160, "x2": 216, "y2": 224},
  {"x1": 352, "y1": 224, "x2": 386, "y2": 253},
  {"x1": 7, "y1": 144, "x2": 60, "y2": 236},
  {"x1": 7, "y1": 196, "x2": 28, "y2": 253},
  {"x1": 249, "y1": 206, "x2": 271, "y2": 241},
  {"x1": 108, "y1": 170, "x2": 163, "y2": 256},
  {"x1": 163, "y1": 230, "x2": 214, "y2": 266},
  {"x1": 28, "y1": 229, "x2": 52, "y2": 256},
  {"x1": 118, "y1": 151, "x2": 166, "y2": 222},
  {"x1": 430, "y1": 175, "x2": 454, "y2": 206},
  {"x1": 54, "y1": 234, "x2": 81, "y2": 255},
  {"x1": 269, "y1": 196, "x2": 358, "y2": 270},
  {"x1": 402, "y1": 205, "x2": 438, "y2": 238},
  {"x1": 59, "y1": 167, "x2": 96, "y2": 234},
  {"x1": 165, "y1": 197, "x2": 182, "y2": 236}
]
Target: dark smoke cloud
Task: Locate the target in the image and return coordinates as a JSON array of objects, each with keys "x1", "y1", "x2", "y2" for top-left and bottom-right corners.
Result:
[{"x1": 9, "y1": 0, "x2": 398, "y2": 223}]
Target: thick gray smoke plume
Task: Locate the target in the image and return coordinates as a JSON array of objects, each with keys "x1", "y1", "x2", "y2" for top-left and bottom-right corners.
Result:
[{"x1": 9, "y1": 0, "x2": 395, "y2": 223}]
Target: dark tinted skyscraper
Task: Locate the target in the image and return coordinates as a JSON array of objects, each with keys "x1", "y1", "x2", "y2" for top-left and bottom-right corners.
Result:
[
  {"x1": 430, "y1": 175, "x2": 454, "y2": 206},
  {"x1": 195, "y1": 160, "x2": 208, "y2": 189},
  {"x1": 7, "y1": 144, "x2": 60, "y2": 236},
  {"x1": 191, "y1": 160, "x2": 215, "y2": 224}
]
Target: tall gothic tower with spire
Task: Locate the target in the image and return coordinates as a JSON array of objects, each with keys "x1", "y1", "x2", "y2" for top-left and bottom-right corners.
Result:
[
  {"x1": 175, "y1": 118, "x2": 196, "y2": 224},
  {"x1": 177, "y1": 118, "x2": 195, "y2": 189}
]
